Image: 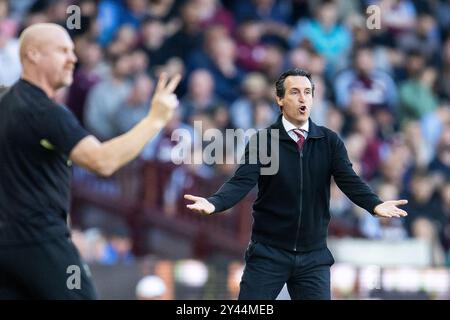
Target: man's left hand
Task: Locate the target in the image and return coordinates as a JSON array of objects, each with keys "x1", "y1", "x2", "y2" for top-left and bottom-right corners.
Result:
[{"x1": 374, "y1": 200, "x2": 408, "y2": 218}]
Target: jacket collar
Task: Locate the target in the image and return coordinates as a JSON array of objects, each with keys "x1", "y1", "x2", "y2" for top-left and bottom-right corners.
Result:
[{"x1": 270, "y1": 114, "x2": 325, "y2": 141}]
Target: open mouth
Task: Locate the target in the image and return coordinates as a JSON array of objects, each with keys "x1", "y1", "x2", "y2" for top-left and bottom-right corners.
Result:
[{"x1": 299, "y1": 105, "x2": 307, "y2": 113}]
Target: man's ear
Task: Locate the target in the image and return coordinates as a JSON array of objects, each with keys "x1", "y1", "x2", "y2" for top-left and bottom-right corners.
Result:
[
  {"x1": 26, "y1": 47, "x2": 40, "y2": 64},
  {"x1": 275, "y1": 96, "x2": 283, "y2": 107}
]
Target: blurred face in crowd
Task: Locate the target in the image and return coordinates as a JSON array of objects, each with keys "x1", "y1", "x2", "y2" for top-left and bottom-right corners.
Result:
[
  {"x1": 77, "y1": 41, "x2": 102, "y2": 68},
  {"x1": 411, "y1": 175, "x2": 434, "y2": 203},
  {"x1": 210, "y1": 37, "x2": 236, "y2": 63},
  {"x1": 189, "y1": 69, "x2": 214, "y2": 100},
  {"x1": 355, "y1": 48, "x2": 374, "y2": 75},
  {"x1": 345, "y1": 133, "x2": 366, "y2": 161},
  {"x1": 47, "y1": 1, "x2": 70, "y2": 22},
  {"x1": 129, "y1": 74, "x2": 153, "y2": 105},
  {"x1": 243, "y1": 73, "x2": 268, "y2": 101},
  {"x1": 348, "y1": 90, "x2": 369, "y2": 116},
  {"x1": 318, "y1": 2, "x2": 338, "y2": 29},
  {"x1": 378, "y1": 183, "x2": 399, "y2": 201},
  {"x1": 0, "y1": 0, "x2": 8, "y2": 19},
  {"x1": 79, "y1": 0, "x2": 97, "y2": 17},
  {"x1": 412, "y1": 217, "x2": 436, "y2": 241},
  {"x1": 309, "y1": 54, "x2": 326, "y2": 76},
  {"x1": 112, "y1": 54, "x2": 132, "y2": 78},
  {"x1": 142, "y1": 19, "x2": 165, "y2": 47},
  {"x1": 85, "y1": 42, "x2": 102, "y2": 66},
  {"x1": 444, "y1": 39, "x2": 450, "y2": 65},
  {"x1": 355, "y1": 115, "x2": 377, "y2": 140},
  {"x1": 116, "y1": 24, "x2": 137, "y2": 48},
  {"x1": 181, "y1": 1, "x2": 201, "y2": 27},
  {"x1": 406, "y1": 53, "x2": 425, "y2": 77},
  {"x1": 441, "y1": 183, "x2": 450, "y2": 207},
  {"x1": 289, "y1": 48, "x2": 310, "y2": 70},
  {"x1": 20, "y1": 24, "x2": 77, "y2": 92},
  {"x1": 417, "y1": 14, "x2": 435, "y2": 36},
  {"x1": 254, "y1": 0, "x2": 274, "y2": 9},
  {"x1": 110, "y1": 235, "x2": 132, "y2": 255},
  {"x1": 276, "y1": 76, "x2": 313, "y2": 127},
  {"x1": 129, "y1": 50, "x2": 149, "y2": 74},
  {"x1": 239, "y1": 21, "x2": 262, "y2": 45},
  {"x1": 437, "y1": 126, "x2": 450, "y2": 165},
  {"x1": 126, "y1": 0, "x2": 147, "y2": 13},
  {"x1": 254, "y1": 100, "x2": 274, "y2": 128},
  {"x1": 262, "y1": 45, "x2": 284, "y2": 76},
  {"x1": 326, "y1": 106, "x2": 344, "y2": 133},
  {"x1": 204, "y1": 25, "x2": 228, "y2": 53}
]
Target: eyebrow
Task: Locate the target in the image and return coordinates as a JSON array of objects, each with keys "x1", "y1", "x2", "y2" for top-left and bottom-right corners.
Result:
[
  {"x1": 57, "y1": 43, "x2": 74, "y2": 50},
  {"x1": 289, "y1": 87, "x2": 312, "y2": 91}
]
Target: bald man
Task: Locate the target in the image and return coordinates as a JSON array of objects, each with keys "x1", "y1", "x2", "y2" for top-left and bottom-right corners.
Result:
[{"x1": 0, "y1": 23, "x2": 181, "y2": 299}]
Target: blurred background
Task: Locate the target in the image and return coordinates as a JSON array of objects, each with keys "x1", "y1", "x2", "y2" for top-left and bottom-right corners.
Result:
[{"x1": 1, "y1": 0, "x2": 450, "y2": 299}]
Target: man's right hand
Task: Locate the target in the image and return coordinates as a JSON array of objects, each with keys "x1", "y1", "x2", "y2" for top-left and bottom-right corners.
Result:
[
  {"x1": 184, "y1": 194, "x2": 215, "y2": 215},
  {"x1": 70, "y1": 72, "x2": 181, "y2": 177},
  {"x1": 147, "y1": 72, "x2": 181, "y2": 128}
]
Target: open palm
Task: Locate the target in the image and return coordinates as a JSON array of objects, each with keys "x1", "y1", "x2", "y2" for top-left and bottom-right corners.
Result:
[
  {"x1": 374, "y1": 200, "x2": 408, "y2": 218},
  {"x1": 184, "y1": 194, "x2": 215, "y2": 215}
]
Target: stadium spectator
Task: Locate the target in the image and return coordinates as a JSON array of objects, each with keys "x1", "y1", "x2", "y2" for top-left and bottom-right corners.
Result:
[{"x1": 84, "y1": 53, "x2": 133, "y2": 140}]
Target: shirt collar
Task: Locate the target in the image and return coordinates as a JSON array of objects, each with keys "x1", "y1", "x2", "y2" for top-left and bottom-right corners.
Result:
[
  {"x1": 19, "y1": 78, "x2": 49, "y2": 99},
  {"x1": 282, "y1": 115, "x2": 309, "y2": 133}
]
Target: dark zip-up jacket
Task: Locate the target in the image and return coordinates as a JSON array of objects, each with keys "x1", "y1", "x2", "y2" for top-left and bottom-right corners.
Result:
[{"x1": 207, "y1": 115, "x2": 382, "y2": 252}]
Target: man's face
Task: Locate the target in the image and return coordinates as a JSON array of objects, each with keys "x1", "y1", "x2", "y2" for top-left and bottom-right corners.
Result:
[
  {"x1": 355, "y1": 49, "x2": 374, "y2": 74},
  {"x1": 276, "y1": 76, "x2": 313, "y2": 127},
  {"x1": 38, "y1": 31, "x2": 77, "y2": 89}
]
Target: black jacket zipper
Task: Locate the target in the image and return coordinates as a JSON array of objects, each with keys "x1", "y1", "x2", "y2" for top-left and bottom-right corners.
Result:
[{"x1": 294, "y1": 150, "x2": 303, "y2": 251}]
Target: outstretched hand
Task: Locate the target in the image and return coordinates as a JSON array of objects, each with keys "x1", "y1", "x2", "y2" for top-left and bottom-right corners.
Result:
[
  {"x1": 184, "y1": 194, "x2": 215, "y2": 215},
  {"x1": 147, "y1": 72, "x2": 182, "y2": 127},
  {"x1": 374, "y1": 200, "x2": 408, "y2": 218}
]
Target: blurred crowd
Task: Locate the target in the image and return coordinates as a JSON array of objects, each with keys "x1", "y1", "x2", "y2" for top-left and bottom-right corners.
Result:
[{"x1": 1, "y1": 0, "x2": 450, "y2": 266}]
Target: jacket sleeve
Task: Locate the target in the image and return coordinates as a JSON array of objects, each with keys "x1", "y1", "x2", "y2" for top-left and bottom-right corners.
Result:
[
  {"x1": 207, "y1": 135, "x2": 261, "y2": 213},
  {"x1": 331, "y1": 133, "x2": 382, "y2": 215}
]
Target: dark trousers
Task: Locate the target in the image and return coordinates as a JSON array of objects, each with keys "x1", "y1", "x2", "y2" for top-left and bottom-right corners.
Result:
[
  {"x1": 238, "y1": 241, "x2": 334, "y2": 300},
  {"x1": 0, "y1": 235, "x2": 97, "y2": 299}
]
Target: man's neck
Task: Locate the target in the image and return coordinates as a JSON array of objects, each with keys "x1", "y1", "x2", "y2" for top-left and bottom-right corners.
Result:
[
  {"x1": 282, "y1": 115, "x2": 308, "y2": 129},
  {"x1": 21, "y1": 72, "x2": 55, "y2": 98}
]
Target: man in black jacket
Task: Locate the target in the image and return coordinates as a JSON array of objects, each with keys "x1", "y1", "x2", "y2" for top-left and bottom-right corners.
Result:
[
  {"x1": 0, "y1": 23, "x2": 180, "y2": 299},
  {"x1": 184, "y1": 68, "x2": 408, "y2": 300}
]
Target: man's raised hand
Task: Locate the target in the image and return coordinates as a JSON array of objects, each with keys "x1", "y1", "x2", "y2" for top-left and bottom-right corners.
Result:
[{"x1": 147, "y1": 72, "x2": 182, "y2": 127}]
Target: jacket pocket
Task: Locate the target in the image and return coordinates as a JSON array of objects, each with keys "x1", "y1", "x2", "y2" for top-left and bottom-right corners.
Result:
[{"x1": 313, "y1": 247, "x2": 335, "y2": 267}]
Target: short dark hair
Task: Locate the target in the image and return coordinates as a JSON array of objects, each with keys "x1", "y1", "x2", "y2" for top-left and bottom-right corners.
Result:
[{"x1": 275, "y1": 68, "x2": 315, "y2": 98}]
